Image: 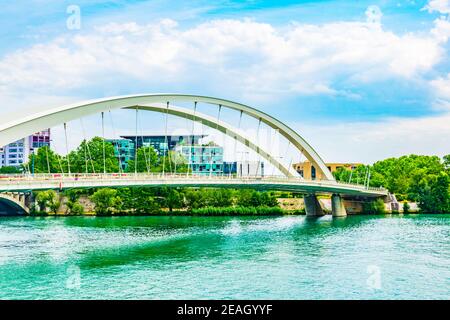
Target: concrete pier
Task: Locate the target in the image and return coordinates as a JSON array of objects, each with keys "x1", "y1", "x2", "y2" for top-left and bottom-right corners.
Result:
[
  {"x1": 304, "y1": 194, "x2": 324, "y2": 217},
  {"x1": 331, "y1": 194, "x2": 347, "y2": 217}
]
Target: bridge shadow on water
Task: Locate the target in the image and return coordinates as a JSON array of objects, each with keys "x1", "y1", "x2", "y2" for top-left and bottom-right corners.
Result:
[
  {"x1": 71, "y1": 216, "x2": 283, "y2": 270},
  {"x1": 64, "y1": 215, "x2": 383, "y2": 271}
]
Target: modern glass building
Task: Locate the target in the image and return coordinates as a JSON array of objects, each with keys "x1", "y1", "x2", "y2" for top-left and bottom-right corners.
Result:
[
  {"x1": 120, "y1": 135, "x2": 206, "y2": 156},
  {"x1": 176, "y1": 145, "x2": 224, "y2": 175},
  {"x1": 106, "y1": 139, "x2": 135, "y2": 171}
]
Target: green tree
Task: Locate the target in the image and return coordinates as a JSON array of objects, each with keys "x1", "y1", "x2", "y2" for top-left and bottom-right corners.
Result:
[
  {"x1": 27, "y1": 146, "x2": 64, "y2": 174},
  {"x1": 67, "y1": 137, "x2": 119, "y2": 173},
  {"x1": 0, "y1": 166, "x2": 22, "y2": 174},
  {"x1": 117, "y1": 187, "x2": 161, "y2": 215},
  {"x1": 90, "y1": 188, "x2": 121, "y2": 215},
  {"x1": 34, "y1": 190, "x2": 60, "y2": 214},
  {"x1": 35, "y1": 191, "x2": 50, "y2": 212},
  {"x1": 260, "y1": 192, "x2": 279, "y2": 207},
  {"x1": 409, "y1": 172, "x2": 449, "y2": 213},
  {"x1": 47, "y1": 190, "x2": 60, "y2": 214},
  {"x1": 126, "y1": 147, "x2": 159, "y2": 173},
  {"x1": 362, "y1": 198, "x2": 386, "y2": 214},
  {"x1": 165, "y1": 189, "x2": 182, "y2": 212},
  {"x1": 403, "y1": 201, "x2": 410, "y2": 214},
  {"x1": 64, "y1": 189, "x2": 85, "y2": 215},
  {"x1": 444, "y1": 154, "x2": 450, "y2": 172}
]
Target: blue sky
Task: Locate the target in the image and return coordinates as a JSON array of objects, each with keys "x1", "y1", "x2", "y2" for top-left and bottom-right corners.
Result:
[{"x1": 0, "y1": 0, "x2": 449, "y2": 162}]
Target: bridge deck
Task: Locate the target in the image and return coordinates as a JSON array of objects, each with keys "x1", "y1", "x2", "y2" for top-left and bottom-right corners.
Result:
[{"x1": 0, "y1": 174, "x2": 387, "y2": 198}]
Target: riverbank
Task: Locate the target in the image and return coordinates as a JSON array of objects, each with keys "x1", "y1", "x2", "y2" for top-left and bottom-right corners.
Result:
[{"x1": 29, "y1": 205, "x2": 304, "y2": 217}]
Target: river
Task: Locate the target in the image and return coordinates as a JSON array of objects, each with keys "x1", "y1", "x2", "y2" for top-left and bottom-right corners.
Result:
[{"x1": 0, "y1": 214, "x2": 448, "y2": 299}]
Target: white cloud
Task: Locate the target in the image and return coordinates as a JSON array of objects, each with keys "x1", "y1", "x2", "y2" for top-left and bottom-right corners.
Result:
[
  {"x1": 431, "y1": 73, "x2": 450, "y2": 106},
  {"x1": 0, "y1": 8, "x2": 449, "y2": 162},
  {"x1": 0, "y1": 15, "x2": 446, "y2": 104},
  {"x1": 424, "y1": 0, "x2": 450, "y2": 14},
  {"x1": 298, "y1": 113, "x2": 450, "y2": 163}
]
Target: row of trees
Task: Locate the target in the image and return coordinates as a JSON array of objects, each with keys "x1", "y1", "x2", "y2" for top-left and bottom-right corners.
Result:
[
  {"x1": 334, "y1": 154, "x2": 450, "y2": 213},
  {"x1": 88, "y1": 187, "x2": 280, "y2": 216},
  {"x1": 31, "y1": 187, "x2": 281, "y2": 216},
  {"x1": 23, "y1": 137, "x2": 189, "y2": 174}
]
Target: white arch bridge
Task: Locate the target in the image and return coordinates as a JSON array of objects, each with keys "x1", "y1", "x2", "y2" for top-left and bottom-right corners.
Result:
[{"x1": 0, "y1": 94, "x2": 388, "y2": 217}]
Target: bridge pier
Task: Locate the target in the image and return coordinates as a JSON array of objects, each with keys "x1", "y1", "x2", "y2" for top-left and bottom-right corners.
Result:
[
  {"x1": 304, "y1": 194, "x2": 324, "y2": 217},
  {"x1": 331, "y1": 194, "x2": 347, "y2": 217}
]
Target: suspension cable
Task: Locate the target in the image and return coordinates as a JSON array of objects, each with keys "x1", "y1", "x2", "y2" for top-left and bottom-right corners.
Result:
[
  {"x1": 108, "y1": 111, "x2": 123, "y2": 174},
  {"x1": 101, "y1": 112, "x2": 106, "y2": 175},
  {"x1": 233, "y1": 110, "x2": 243, "y2": 178},
  {"x1": 134, "y1": 107, "x2": 138, "y2": 176},
  {"x1": 281, "y1": 141, "x2": 291, "y2": 177},
  {"x1": 64, "y1": 123, "x2": 71, "y2": 176},
  {"x1": 167, "y1": 102, "x2": 173, "y2": 174},
  {"x1": 138, "y1": 107, "x2": 151, "y2": 174},
  {"x1": 187, "y1": 101, "x2": 197, "y2": 177},
  {"x1": 209, "y1": 105, "x2": 221, "y2": 178},
  {"x1": 255, "y1": 118, "x2": 262, "y2": 178},
  {"x1": 163, "y1": 102, "x2": 170, "y2": 176},
  {"x1": 80, "y1": 118, "x2": 96, "y2": 174},
  {"x1": 57, "y1": 153, "x2": 65, "y2": 175}
]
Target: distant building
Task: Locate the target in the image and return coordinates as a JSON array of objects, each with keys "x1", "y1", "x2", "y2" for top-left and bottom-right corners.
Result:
[
  {"x1": 0, "y1": 129, "x2": 51, "y2": 168},
  {"x1": 106, "y1": 139, "x2": 135, "y2": 171},
  {"x1": 120, "y1": 135, "x2": 206, "y2": 156},
  {"x1": 223, "y1": 161, "x2": 265, "y2": 177},
  {"x1": 176, "y1": 144, "x2": 224, "y2": 175},
  {"x1": 293, "y1": 161, "x2": 362, "y2": 180},
  {"x1": 30, "y1": 129, "x2": 51, "y2": 149}
]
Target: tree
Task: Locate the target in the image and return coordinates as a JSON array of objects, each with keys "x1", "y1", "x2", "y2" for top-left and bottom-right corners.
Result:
[
  {"x1": 0, "y1": 166, "x2": 22, "y2": 174},
  {"x1": 64, "y1": 189, "x2": 85, "y2": 215},
  {"x1": 90, "y1": 188, "x2": 121, "y2": 215},
  {"x1": 165, "y1": 189, "x2": 182, "y2": 212},
  {"x1": 47, "y1": 190, "x2": 60, "y2": 214},
  {"x1": 260, "y1": 192, "x2": 279, "y2": 207},
  {"x1": 126, "y1": 147, "x2": 158, "y2": 173},
  {"x1": 444, "y1": 154, "x2": 450, "y2": 172},
  {"x1": 27, "y1": 146, "x2": 64, "y2": 174},
  {"x1": 409, "y1": 172, "x2": 449, "y2": 213},
  {"x1": 35, "y1": 191, "x2": 50, "y2": 212},
  {"x1": 403, "y1": 201, "x2": 410, "y2": 214},
  {"x1": 34, "y1": 190, "x2": 60, "y2": 213},
  {"x1": 67, "y1": 137, "x2": 119, "y2": 173},
  {"x1": 116, "y1": 187, "x2": 161, "y2": 215},
  {"x1": 362, "y1": 198, "x2": 386, "y2": 214}
]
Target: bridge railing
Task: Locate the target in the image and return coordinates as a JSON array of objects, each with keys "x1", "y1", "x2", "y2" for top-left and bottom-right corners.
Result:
[{"x1": 0, "y1": 173, "x2": 387, "y2": 192}]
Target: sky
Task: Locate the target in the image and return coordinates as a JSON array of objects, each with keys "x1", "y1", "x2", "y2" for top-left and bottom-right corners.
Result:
[{"x1": 0, "y1": 0, "x2": 449, "y2": 164}]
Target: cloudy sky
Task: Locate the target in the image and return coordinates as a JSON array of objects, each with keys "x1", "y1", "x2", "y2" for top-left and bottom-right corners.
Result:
[{"x1": 0, "y1": 0, "x2": 449, "y2": 163}]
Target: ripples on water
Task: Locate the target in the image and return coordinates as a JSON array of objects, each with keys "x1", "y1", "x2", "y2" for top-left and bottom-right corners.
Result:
[{"x1": 0, "y1": 215, "x2": 448, "y2": 299}]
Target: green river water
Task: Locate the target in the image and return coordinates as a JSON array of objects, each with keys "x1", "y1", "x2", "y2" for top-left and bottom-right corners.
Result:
[{"x1": 0, "y1": 214, "x2": 448, "y2": 299}]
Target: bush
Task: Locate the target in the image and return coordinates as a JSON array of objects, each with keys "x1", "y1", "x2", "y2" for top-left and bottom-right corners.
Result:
[
  {"x1": 35, "y1": 190, "x2": 59, "y2": 213},
  {"x1": 69, "y1": 202, "x2": 84, "y2": 215},
  {"x1": 403, "y1": 201, "x2": 410, "y2": 214},
  {"x1": 362, "y1": 198, "x2": 386, "y2": 214},
  {"x1": 90, "y1": 188, "x2": 121, "y2": 215}
]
